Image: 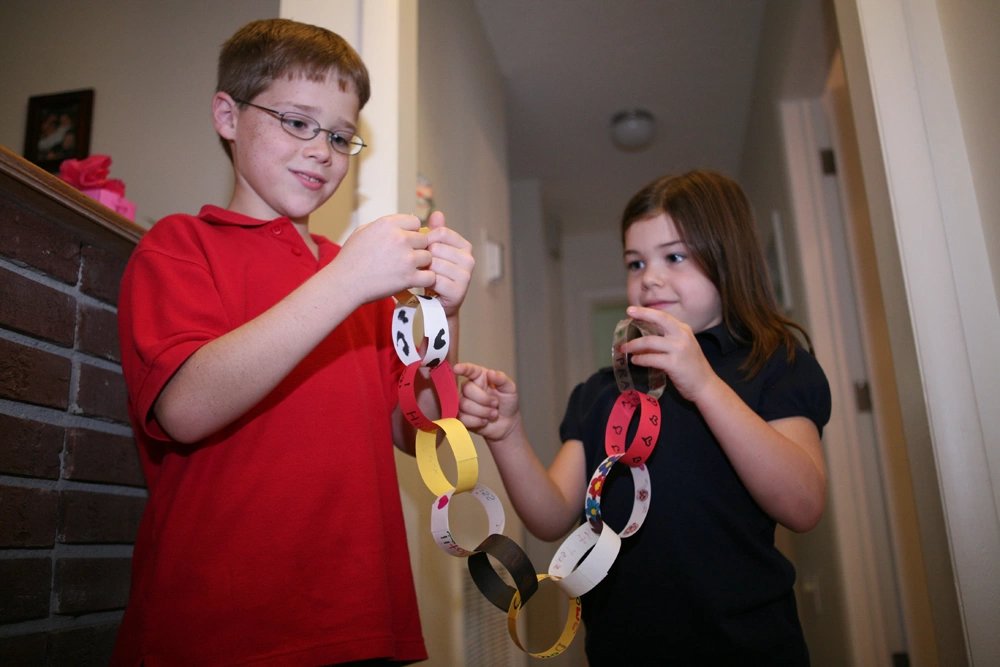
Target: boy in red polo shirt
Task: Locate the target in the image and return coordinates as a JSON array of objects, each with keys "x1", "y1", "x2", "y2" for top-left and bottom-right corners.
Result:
[{"x1": 113, "y1": 18, "x2": 474, "y2": 666}]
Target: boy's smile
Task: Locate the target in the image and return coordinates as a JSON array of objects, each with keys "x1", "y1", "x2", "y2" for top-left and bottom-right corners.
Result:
[
  {"x1": 217, "y1": 72, "x2": 360, "y2": 226},
  {"x1": 624, "y1": 213, "x2": 722, "y2": 333}
]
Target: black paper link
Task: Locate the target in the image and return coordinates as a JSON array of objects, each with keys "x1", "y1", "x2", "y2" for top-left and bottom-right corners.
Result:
[{"x1": 467, "y1": 533, "x2": 539, "y2": 612}]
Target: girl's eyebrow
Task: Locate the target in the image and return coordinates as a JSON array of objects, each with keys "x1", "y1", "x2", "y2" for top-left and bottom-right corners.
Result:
[{"x1": 623, "y1": 239, "x2": 685, "y2": 256}]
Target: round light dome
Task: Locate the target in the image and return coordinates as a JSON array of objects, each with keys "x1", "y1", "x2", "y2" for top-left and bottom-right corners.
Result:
[{"x1": 610, "y1": 109, "x2": 656, "y2": 151}]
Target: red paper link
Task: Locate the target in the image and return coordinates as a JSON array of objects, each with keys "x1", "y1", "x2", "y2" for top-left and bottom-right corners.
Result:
[
  {"x1": 59, "y1": 154, "x2": 126, "y2": 195},
  {"x1": 604, "y1": 389, "x2": 661, "y2": 466},
  {"x1": 398, "y1": 360, "x2": 459, "y2": 431}
]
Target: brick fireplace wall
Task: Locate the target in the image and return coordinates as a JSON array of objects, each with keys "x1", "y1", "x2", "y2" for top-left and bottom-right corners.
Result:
[{"x1": 0, "y1": 147, "x2": 145, "y2": 665}]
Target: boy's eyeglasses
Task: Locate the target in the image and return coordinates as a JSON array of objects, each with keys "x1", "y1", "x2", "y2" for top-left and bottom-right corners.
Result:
[{"x1": 233, "y1": 99, "x2": 367, "y2": 156}]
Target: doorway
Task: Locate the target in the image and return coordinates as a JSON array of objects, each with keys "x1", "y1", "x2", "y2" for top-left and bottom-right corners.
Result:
[{"x1": 780, "y1": 50, "x2": 936, "y2": 666}]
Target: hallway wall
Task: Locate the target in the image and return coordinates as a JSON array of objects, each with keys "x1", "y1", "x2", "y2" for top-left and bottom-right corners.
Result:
[{"x1": 0, "y1": 0, "x2": 278, "y2": 228}]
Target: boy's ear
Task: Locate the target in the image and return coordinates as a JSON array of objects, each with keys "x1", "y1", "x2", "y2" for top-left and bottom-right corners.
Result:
[{"x1": 212, "y1": 92, "x2": 238, "y2": 141}]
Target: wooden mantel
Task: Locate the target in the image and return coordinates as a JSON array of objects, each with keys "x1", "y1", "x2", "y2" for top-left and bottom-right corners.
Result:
[{"x1": 0, "y1": 144, "x2": 145, "y2": 244}]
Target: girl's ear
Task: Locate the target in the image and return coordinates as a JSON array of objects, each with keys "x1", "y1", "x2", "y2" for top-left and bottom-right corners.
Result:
[{"x1": 212, "y1": 92, "x2": 238, "y2": 141}]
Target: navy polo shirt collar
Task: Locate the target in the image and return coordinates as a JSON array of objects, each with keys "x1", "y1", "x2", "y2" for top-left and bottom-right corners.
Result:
[{"x1": 696, "y1": 322, "x2": 739, "y2": 356}]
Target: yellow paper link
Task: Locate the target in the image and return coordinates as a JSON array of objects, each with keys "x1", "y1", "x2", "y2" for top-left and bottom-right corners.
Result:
[
  {"x1": 415, "y1": 417, "x2": 479, "y2": 496},
  {"x1": 506, "y1": 574, "x2": 582, "y2": 659}
]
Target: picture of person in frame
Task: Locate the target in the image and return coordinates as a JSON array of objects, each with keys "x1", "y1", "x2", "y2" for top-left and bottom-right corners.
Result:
[
  {"x1": 35, "y1": 109, "x2": 78, "y2": 162},
  {"x1": 24, "y1": 89, "x2": 93, "y2": 171}
]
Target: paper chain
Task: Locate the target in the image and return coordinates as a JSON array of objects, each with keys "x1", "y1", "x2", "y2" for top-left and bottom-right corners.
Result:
[{"x1": 394, "y1": 292, "x2": 663, "y2": 658}]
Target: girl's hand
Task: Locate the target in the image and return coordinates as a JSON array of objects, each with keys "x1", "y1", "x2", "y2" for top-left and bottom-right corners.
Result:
[
  {"x1": 622, "y1": 305, "x2": 719, "y2": 403},
  {"x1": 626, "y1": 308, "x2": 827, "y2": 532},
  {"x1": 424, "y1": 211, "x2": 475, "y2": 317},
  {"x1": 453, "y1": 362, "x2": 521, "y2": 443}
]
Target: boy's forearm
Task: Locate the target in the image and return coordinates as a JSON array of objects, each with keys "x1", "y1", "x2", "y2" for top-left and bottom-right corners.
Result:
[{"x1": 155, "y1": 265, "x2": 363, "y2": 443}]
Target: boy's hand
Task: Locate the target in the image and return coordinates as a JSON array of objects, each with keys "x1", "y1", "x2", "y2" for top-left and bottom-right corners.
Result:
[
  {"x1": 336, "y1": 214, "x2": 435, "y2": 304},
  {"x1": 453, "y1": 362, "x2": 521, "y2": 444},
  {"x1": 424, "y1": 211, "x2": 475, "y2": 317}
]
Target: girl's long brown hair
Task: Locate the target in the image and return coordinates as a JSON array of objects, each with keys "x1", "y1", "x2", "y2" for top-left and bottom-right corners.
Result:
[{"x1": 621, "y1": 170, "x2": 811, "y2": 377}]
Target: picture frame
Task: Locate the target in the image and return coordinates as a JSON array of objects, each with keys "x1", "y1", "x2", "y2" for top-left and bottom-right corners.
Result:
[{"x1": 23, "y1": 89, "x2": 94, "y2": 172}]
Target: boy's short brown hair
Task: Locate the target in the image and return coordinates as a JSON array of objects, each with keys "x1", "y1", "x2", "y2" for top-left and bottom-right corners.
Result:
[{"x1": 218, "y1": 18, "x2": 371, "y2": 109}]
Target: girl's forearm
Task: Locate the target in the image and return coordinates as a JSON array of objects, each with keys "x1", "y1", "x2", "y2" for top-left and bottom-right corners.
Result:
[
  {"x1": 485, "y1": 423, "x2": 582, "y2": 541},
  {"x1": 692, "y1": 376, "x2": 827, "y2": 532}
]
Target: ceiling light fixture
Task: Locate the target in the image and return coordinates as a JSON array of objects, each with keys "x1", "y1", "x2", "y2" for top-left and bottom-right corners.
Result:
[{"x1": 610, "y1": 108, "x2": 656, "y2": 151}]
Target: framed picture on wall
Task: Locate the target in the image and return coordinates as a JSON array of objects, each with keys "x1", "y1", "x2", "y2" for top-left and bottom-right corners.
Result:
[{"x1": 23, "y1": 88, "x2": 94, "y2": 172}]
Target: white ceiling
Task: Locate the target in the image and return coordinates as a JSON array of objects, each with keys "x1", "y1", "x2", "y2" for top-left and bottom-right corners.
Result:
[{"x1": 472, "y1": 0, "x2": 766, "y2": 235}]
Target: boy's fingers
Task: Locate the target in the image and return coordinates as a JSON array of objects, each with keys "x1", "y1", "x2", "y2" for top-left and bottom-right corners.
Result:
[
  {"x1": 428, "y1": 240, "x2": 472, "y2": 267},
  {"x1": 425, "y1": 210, "x2": 446, "y2": 229},
  {"x1": 408, "y1": 230, "x2": 431, "y2": 252},
  {"x1": 425, "y1": 224, "x2": 473, "y2": 253},
  {"x1": 383, "y1": 212, "x2": 422, "y2": 233},
  {"x1": 412, "y1": 249, "x2": 433, "y2": 270}
]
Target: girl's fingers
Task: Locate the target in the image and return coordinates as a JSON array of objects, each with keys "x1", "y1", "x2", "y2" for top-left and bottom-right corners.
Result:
[
  {"x1": 458, "y1": 398, "x2": 494, "y2": 421},
  {"x1": 485, "y1": 369, "x2": 515, "y2": 394},
  {"x1": 626, "y1": 305, "x2": 676, "y2": 333},
  {"x1": 456, "y1": 369, "x2": 500, "y2": 409},
  {"x1": 454, "y1": 364, "x2": 510, "y2": 395},
  {"x1": 458, "y1": 393, "x2": 500, "y2": 427},
  {"x1": 459, "y1": 379, "x2": 488, "y2": 404},
  {"x1": 621, "y1": 333, "x2": 666, "y2": 359},
  {"x1": 453, "y1": 362, "x2": 485, "y2": 383},
  {"x1": 458, "y1": 412, "x2": 490, "y2": 431}
]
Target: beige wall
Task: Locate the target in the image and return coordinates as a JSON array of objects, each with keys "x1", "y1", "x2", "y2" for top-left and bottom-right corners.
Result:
[
  {"x1": 508, "y1": 178, "x2": 585, "y2": 665},
  {"x1": 0, "y1": 0, "x2": 279, "y2": 227},
  {"x1": 937, "y1": 0, "x2": 1000, "y2": 302},
  {"x1": 414, "y1": 0, "x2": 520, "y2": 664}
]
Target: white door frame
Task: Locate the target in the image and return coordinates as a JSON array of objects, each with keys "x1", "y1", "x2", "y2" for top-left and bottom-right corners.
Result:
[
  {"x1": 781, "y1": 96, "x2": 901, "y2": 667},
  {"x1": 836, "y1": 0, "x2": 1000, "y2": 662}
]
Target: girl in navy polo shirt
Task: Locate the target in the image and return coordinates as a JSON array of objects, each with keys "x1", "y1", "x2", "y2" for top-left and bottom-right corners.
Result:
[{"x1": 455, "y1": 170, "x2": 831, "y2": 665}]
